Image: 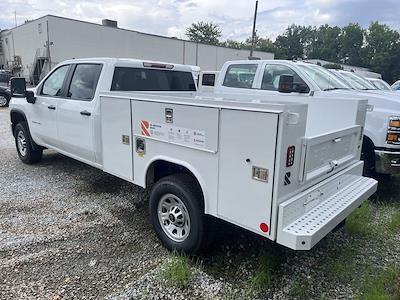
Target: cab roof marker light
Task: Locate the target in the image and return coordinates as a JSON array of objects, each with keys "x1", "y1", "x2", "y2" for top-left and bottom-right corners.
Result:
[{"x1": 143, "y1": 62, "x2": 174, "y2": 69}]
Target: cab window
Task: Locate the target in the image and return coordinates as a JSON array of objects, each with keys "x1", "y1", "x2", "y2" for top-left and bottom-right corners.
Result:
[
  {"x1": 262, "y1": 64, "x2": 308, "y2": 92},
  {"x1": 222, "y1": 64, "x2": 258, "y2": 89},
  {"x1": 202, "y1": 74, "x2": 216, "y2": 87},
  {"x1": 41, "y1": 65, "x2": 70, "y2": 96},
  {"x1": 67, "y1": 64, "x2": 102, "y2": 101},
  {"x1": 111, "y1": 67, "x2": 196, "y2": 91}
]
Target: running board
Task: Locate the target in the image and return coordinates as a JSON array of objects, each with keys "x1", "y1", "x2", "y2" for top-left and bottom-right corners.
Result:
[{"x1": 276, "y1": 176, "x2": 377, "y2": 250}]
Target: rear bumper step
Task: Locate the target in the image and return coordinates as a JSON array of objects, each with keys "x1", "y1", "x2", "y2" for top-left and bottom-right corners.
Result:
[{"x1": 277, "y1": 175, "x2": 377, "y2": 250}]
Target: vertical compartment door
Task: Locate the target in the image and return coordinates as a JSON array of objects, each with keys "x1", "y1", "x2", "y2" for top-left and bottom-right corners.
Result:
[
  {"x1": 101, "y1": 97, "x2": 133, "y2": 182},
  {"x1": 218, "y1": 109, "x2": 279, "y2": 235}
]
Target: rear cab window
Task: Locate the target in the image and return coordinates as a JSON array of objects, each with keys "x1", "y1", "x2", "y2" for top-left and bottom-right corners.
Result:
[
  {"x1": 67, "y1": 64, "x2": 103, "y2": 101},
  {"x1": 111, "y1": 67, "x2": 196, "y2": 91},
  {"x1": 201, "y1": 74, "x2": 216, "y2": 87},
  {"x1": 222, "y1": 64, "x2": 258, "y2": 89}
]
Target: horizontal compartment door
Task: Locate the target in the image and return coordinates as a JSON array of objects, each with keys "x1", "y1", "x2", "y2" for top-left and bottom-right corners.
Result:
[{"x1": 300, "y1": 125, "x2": 361, "y2": 183}]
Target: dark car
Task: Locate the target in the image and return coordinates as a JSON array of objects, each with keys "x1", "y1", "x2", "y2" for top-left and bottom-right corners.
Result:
[{"x1": 0, "y1": 86, "x2": 11, "y2": 107}]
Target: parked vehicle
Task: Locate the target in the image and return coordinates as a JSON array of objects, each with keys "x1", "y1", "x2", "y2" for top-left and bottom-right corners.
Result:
[
  {"x1": 214, "y1": 60, "x2": 400, "y2": 177},
  {"x1": 392, "y1": 80, "x2": 400, "y2": 92},
  {"x1": 367, "y1": 78, "x2": 392, "y2": 91},
  {"x1": 0, "y1": 86, "x2": 11, "y2": 107},
  {"x1": 0, "y1": 70, "x2": 13, "y2": 84},
  {"x1": 9, "y1": 58, "x2": 377, "y2": 254}
]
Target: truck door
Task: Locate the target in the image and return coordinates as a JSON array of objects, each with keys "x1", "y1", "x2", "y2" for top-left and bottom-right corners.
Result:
[
  {"x1": 56, "y1": 63, "x2": 102, "y2": 163},
  {"x1": 29, "y1": 65, "x2": 71, "y2": 148}
]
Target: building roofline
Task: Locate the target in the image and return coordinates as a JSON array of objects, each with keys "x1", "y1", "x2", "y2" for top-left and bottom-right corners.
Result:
[{"x1": 3, "y1": 14, "x2": 273, "y2": 56}]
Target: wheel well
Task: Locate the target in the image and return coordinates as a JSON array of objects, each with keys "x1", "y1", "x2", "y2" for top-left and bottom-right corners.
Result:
[
  {"x1": 146, "y1": 160, "x2": 204, "y2": 201},
  {"x1": 10, "y1": 110, "x2": 27, "y2": 137}
]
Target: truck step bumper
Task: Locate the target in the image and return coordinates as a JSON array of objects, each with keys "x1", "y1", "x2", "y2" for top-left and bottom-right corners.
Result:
[{"x1": 276, "y1": 170, "x2": 377, "y2": 250}]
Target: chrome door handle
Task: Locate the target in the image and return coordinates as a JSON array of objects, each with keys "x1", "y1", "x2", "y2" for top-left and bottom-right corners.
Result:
[
  {"x1": 48, "y1": 105, "x2": 56, "y2": 110},
  {"x1": 80, "y1": 110, "x2": 91, "y2": 116}
]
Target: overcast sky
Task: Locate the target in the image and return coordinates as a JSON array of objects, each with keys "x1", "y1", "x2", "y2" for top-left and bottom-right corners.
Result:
[{"x1": 1, "y1": 0, "x2": 400, "y2": 41}]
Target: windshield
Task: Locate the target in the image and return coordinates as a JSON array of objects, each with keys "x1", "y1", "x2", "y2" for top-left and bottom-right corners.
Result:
[
  {"x1": 370, "y1": 79, "x2": 391, "y2": 91},
  {"x1": 338, "y1": 72, "x2": 377, "y2": 90},
  {"x1": 297, "y1": 64, "x2": 351, "y2": 91}
]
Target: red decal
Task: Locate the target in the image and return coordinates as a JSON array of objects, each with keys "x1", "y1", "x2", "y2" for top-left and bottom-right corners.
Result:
[{"x1": 141, "y1": 120, "x2": 150, "y2": 136}]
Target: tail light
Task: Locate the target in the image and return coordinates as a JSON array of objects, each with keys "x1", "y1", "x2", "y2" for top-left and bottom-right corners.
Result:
[{"x1": 143, "y1": 62, "x2": 174, "y2": 69}]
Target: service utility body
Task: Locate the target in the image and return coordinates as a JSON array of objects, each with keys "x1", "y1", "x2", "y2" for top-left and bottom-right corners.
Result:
[{"x1": 9, "y1": 58, "x2": 377, "y2": 254}]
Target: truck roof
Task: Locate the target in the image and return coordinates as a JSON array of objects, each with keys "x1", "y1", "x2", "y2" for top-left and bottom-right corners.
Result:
[{"x1": 59, "y1": 57, "x2": 195, "y2": 73}]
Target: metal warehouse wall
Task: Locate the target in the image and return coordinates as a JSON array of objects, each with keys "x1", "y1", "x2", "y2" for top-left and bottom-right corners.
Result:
[{"x1": 0, "y1": 15, "x2": 274, "y2": 80}]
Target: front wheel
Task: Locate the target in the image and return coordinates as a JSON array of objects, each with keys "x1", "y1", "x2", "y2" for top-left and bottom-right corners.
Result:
[
  {"x1": 14, "y1": 122, "x2": 43, "y2": 164},
  {"x1": 149, "y1": 174, "x2": 206, "y2": 254},
  {"x1": 0, "y1": 93, "x2": 10, "y2": 107}
]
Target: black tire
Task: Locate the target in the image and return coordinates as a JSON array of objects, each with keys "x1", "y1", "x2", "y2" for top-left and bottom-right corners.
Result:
[
  {"x1": 361, "y1": 138, "x2": 376, "y2": 177},
  {"x1": 14, "y1": 122, "x2": 43, "y2": 164},
  {"x1": 149, "y1": 174, "x2": 206, "y2": 254},
  {"x1": 0, "y1": 92, "x2": 10, "y2": 107}
]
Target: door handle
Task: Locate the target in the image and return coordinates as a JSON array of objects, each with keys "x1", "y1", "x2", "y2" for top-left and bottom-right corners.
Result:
[
  {"x1": 48, "y1": 105, "x2": 56, "y2": 110},
  {"x1": 80, "y1": 110, "x2": 91, "y2": 116}
]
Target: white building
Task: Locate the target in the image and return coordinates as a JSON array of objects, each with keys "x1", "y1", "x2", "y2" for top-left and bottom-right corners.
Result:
[{"x1": 0, "y1": 15, "x2": 274, "y2": 84}]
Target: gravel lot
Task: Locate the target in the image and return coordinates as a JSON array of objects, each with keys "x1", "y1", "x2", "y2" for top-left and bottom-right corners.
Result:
[{"x1": 0, "y1": 107, "x2": 399, "y2": 299}]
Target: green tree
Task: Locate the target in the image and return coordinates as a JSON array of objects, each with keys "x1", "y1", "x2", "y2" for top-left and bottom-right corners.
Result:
[
  {"x1": 185, "y1": 21, "x2": 222, "y2": 45},
  {"x1": 220, "y1": 39, "x2": 245, "y2": 49},
  {"x1": 308, "y1": 25, "x2": 342, "y2": 62},
  {"x1": 339, "y1": 23, "x2": 365, "y2": 66},
  {"x1": 365, "y1": 21, "x2": 400, "y2": 83},
  {"x1": 244, "y1": 34, "x2": 277, "y2": 53},
  {"x1": 273, "y1": 25, "x2": 314, "y2": 59}
]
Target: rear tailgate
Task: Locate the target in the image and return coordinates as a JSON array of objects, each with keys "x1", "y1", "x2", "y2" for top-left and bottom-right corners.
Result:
[{"x1": 299, "y1": 125, "x2": 362, "y2": 184}]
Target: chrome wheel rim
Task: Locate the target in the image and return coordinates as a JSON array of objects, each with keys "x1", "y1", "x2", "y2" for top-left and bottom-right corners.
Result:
[
  {"x1": 157, "y1": 193, "x2": 190, "y2": 242},
  {"x1": 0, "y1": 95, "x2": 7, "y2": 107},
  {"x1": 17, "y1": 130, "x2": 27, "y2": 157}
]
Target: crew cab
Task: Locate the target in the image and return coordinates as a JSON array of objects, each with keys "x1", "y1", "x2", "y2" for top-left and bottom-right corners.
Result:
[
  {"x1": 9, "y1": 58, "x2": 377, "y2": 254},
  {"x1": 214, "y1": 60, "x2": 400, "y2": 177}
]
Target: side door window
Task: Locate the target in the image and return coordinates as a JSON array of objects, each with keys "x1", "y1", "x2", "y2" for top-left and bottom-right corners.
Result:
[
  {"x1": 202, "y1": 73, "x2": 216, "y2": 87},
  {"x1": 261, "y1": 64, "x2": 308, "y2": 92},
  {"x1": 40, "y1": 65, "x2": 70, "y2": 96},
  {"x1": 222, "y1": 64, "x2": 258, "y2": 89},
  {"x1": 67, "y1": 64, "x2": 102, "y2": 101}
]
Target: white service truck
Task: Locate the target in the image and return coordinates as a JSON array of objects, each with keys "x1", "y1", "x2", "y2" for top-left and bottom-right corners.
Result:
[
  {"x1": 214, "y1": 60, "x2": 400, "y2": 177},
  {"x1": 9, "y1": 58, "x2": 377, "y2": 254}
]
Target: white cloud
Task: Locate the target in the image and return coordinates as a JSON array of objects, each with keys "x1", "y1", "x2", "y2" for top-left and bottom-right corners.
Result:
[{"x1": 1, "y1": 0, "x2": 400, "y2": 41}]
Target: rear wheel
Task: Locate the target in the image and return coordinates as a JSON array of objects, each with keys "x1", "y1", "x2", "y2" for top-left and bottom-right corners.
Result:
[
  {"x1": 149, "y1": 174, "x2": 206, "y2": 254},
  {"x1": 14, "y1": 122, "x2": 43, "y2": 164}
]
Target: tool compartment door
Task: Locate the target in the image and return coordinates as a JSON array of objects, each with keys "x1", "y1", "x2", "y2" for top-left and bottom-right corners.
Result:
[{"x1": 217, "y1": 109, "x2": 279, "y2": 235}]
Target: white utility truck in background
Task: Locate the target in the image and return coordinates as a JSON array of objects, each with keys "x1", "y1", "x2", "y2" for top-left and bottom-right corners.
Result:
[
  {"x1": 214, "y1": 60, "x2": 400, "y2": 177},
  {"x1": 9, "y1": 58, "x2": 377, "y2": 254}
]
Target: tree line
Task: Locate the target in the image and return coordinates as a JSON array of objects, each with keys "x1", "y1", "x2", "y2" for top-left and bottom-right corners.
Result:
[{"x1": 185, "y1": 21, "x2": 400, "y2": 84}]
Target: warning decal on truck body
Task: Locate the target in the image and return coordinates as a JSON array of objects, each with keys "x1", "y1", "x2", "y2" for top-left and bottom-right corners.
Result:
[{"x1": 140, "y1": 120, "x2": 206, "y2": 148}]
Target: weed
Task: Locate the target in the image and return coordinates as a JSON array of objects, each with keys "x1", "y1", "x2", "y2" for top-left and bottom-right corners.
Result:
[
  {"x1": 289, "y1": 277, "x2": 311, "y2": 300},
  {"x1": 160, "y1": 253, "x2": 191, "y2": 288},
  {"x1": 387, "y1": 211, "x2": 400, "y2": 233},
  {"x1": 357, "y1": 267, "x2": 400, "y2": 300},
  {"x1": 328, "y1": 247, "x2": 355, "y2": 281},
  {"x1": 247, "y1": 254, "x2": 280, "y2": 291},
  {"x1": 345, "y1": 201, "x2": 374, "y2": 236}
]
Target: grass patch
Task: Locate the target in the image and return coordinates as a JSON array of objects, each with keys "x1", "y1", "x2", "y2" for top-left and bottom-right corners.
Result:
[
  {"x1": 358, "y1": 267, "x2": 400, "y2": 300},
  {"x1": 328, "y1": 247, "x2": 355, "y2": 281},
  {"x1": 246, "y1": 254, "x2": 280, "y2": 291},
  {"x1": 289, "y1": 277, "x2": 312, "y2": 300},
  {"x1": 160, "y1": 253, "x2": 191, "y2": 288},
  {"x1": 345, "y1": 201, "x2": 374, "y2": 237},
  {"x1": 387, "y1": 211, "x2": 400, "y2": 233}
]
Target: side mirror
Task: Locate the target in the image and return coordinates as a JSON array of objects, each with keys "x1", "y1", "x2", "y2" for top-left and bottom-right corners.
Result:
[
  {"x1": 10, "y1": 77, "x2": 26, "y2": 97},
  {"x1": 278, "y1": 75, "x2": 294, "y2": 93},
  {"x1": 26, "y1": 91, "x2": 36, "y2": 104}
]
